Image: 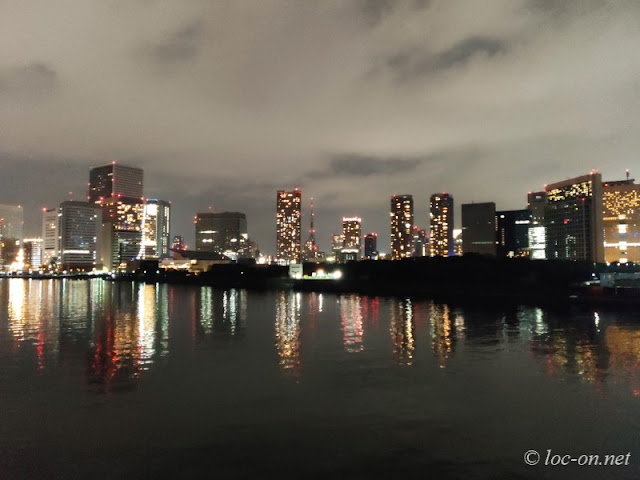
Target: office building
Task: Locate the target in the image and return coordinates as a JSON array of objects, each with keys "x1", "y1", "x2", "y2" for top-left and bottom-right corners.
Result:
[
  {"x1": 99, "y1": 196, "x2": 146, "y2": 270},
  {"x1": 276, "y1": 189, "x2": 302, "y2": 263},
  {"x1": 141, "y1": 199, "x2": 171, "y2": 259},
  {"x1": 496, "y1": 209, "x2": 531, "y2": 257},
  {"x1": 461, "y1": 202, "x2": 497, "y2": 256},
  {"x1": 88, "y1": 162, "x2": 143, "y2": 203},
  {"x1": 544, "y1": 172, "x2": 604, "y2": 262},
  {"x1": 364, "y1": 233, "x2": 378, "y2": 260},
  {"x1": 528, "y1": 191, "x2": 546, "y2": 260},
  {"x1": 429, "y1": 193, "x2": 454, "y2": 257},
  {"x1": 42, "y1": 208, "x2": 60, "y2": 267},
  {"x1": 23, "y1": 238, "x2": 43, "y2": 269},
  {"x1": 195, "y1": 211, "x2": 248, "y2": 259},
  {"x1": 59, "y1": 201, "x2": 101, "y2": 270},
  {"x1": 340, "y1": 217, "x2": 362, "y2": 261},
  {"x1": 602, "y1": 177, "x2": 640, "y2": 263},
  {"x1": 390, "y1": 195, "x2": 414, "y2": 260}
]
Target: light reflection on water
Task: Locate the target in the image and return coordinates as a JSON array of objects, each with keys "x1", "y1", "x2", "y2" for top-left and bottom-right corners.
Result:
[{"x1": 2, "y1": 278, "x2": 640, "y2": 397}]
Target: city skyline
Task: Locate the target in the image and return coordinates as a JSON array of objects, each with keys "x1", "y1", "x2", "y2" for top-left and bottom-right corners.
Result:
[{"x1": 2, "y1": 2, "x2": 640, "y2": 253}]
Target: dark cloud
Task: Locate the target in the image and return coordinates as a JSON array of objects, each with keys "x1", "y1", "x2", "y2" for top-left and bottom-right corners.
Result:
[
  {"x1": 0, "y1": 63, "x2": 57, "y2": 100},
  {"x1": 322, "y1": 154, "x2": 425, "y2": 177},
  {"x1": 141, "y1": 20, "x2": 205, "y2": 64},
  {"x1": 381, "y1": 36, "x2": 507, "y2": 81}
]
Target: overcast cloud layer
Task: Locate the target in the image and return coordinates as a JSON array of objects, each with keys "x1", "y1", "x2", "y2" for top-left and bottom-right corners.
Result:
[{"x1": 2, "y1": 0, "x2": 640, "y2": 253}]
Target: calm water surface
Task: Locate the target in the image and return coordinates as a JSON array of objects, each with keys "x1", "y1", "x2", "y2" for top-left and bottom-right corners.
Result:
[{"x1": 1, "y1": 278, "x2": 639, "y2": 479}]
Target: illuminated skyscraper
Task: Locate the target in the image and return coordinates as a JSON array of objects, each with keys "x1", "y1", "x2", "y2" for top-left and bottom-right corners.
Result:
[
  {"x1": 544, "y1": 172, "x2": 604, "y2": 262},
  {"x1": 528, "y1": 191, "x2": 546, "y2": 259},
  {"x1": 276, "y1": 189, "x2": 302, "y2": 263},
  {"x1": 429, "y1": 193, "x2": 454, "y2": 257},
  {"x1": 364, "y1": 233, "x2": 378, "y2": 260},
  {"x1": 390, "y1": 195, "x2": 413, "y2": 260},
  {"x1": 42, "y1": 208, "x2": 60, "y2": 267},
  {"x1": 142, "y1": 199, "x2": 171, "y2": 259},
  {"x1": 88, "y1": 162, "x2": 143, "y2": 203},
  {"x1": 98, "y1": 196, "x2": 146, "y2": 270},
  {"x1": 195, "y1": 211, "x2": 248, "y2": 259},
  {"x1": 59, "y1": 201, "x2": 101, "y2": 270},
  {"x1": 341, "y1": 217, "x2": 361, "y2": 261},
  {"x1": 602, "y1": 175, "x2": 640, "y2": 263},
  {"x1": 461, "y1": 202, "x2": 497, "y2": 256}
]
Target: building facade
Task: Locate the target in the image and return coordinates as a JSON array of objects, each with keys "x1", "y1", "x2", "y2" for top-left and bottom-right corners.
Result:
[
  {"x1": 602, "y1": 178, "x2": 640, "y2": 263},
  {"x1": 412, "y1": 226, "x2": 428, "y2": 257},
  {"x1": 23, "y1": 238, "x2": 43, "y2": 269},
  {"x1": 195, "y1": 211, "x2": 248, "y2": 259},
  {"x1": 461, "y1": 202, "x2": 497, "y2": 256},
  {"x1": 390, "y1": 195, "x2": 414, "y2": 260},
  {"x1": 98, "y1": 196, "x2": 146, "y2": 270},
  {"x1": 276, "y1": 189, "x2": 302, "y2": 263},
  {"x1": 59, "y1": 201, "x2": 101, "y2": 270},
  {"x1": 429, "y1": 193, "x2": 454, "y2": 257},
  {"x1": 544, "y1": 173, "x2": 604, "y2": 262},
  {"x1": 340, "y1": 217, "x2": 362, "y2": 261},
  {"x1": 527, "y1": 191, "x2": 546, "y2": 260},
  {"x1": 88, "y1": 163, "x2": 144, "y2": 203},
  {"x1": 141, "y1": 199, "x2": 171, "y2": 259},
  {"x1": 42, "y1": 207, "x2": 60, "y2": 267}
]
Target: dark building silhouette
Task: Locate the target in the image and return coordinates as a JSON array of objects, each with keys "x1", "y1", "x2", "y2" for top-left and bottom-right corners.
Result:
[
  {"x1": 496, "y1": 209, "x2": 531, "y2": 257},
  {"x1": 364, "y1": 233, "x2": 378, "y2": 259},
  {"x1": 461, "y1": 202, "x2": 496, "y2": 256},
  {"x1": 195, "y1": 212, "x2": 248, "y2": 259},
  {"x1": 88, "y1": 162, "x2": 143, "y2": 203}
]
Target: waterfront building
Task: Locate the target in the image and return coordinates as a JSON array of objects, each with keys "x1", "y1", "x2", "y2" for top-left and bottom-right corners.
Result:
[
  {"x1": 23, "y1": 238, "x2": 43, "y2": 269},
  {"x1": 364, "y1": 233, "x2": 378, "y2": 260},
  {"x1": 528, "y1": 191, "x2": 546, "y2": 260},
  {"x1": 340, "y1": 217, "x2": 361, "y2": 261},
  {"x1": 41, "y1": 208, "x2": 60, "y2": 267},
  {"x1": 602, "y1": 176, "x2": 640, "y2": 263},
  {"x1": 544, "y1": 172, "x2": 604, "y2": 262},
  {"x1": 390, "y1": 195, "x2": 413, "y2": 260},
  {"x1": 98, "y1": 196, "x2": 146, "y2": 270},
  {"x1": 88, "y1": 162, "x2": 143, "y2": 203},
  {"x1": 59, "y1": 201, "x2": 101, "y2": 270},
  {"x1": 195, "y1": 211, "x2": 248, "y2": 260},
  {"x1": 141, "y1": 199, "x2": 171, "y2": 259},
  {"x1": 496, "y1": 209, "x2": 531, "y2": 257},
  {"x1": 429, "y1": 193, "x2": 454, "y2": 257},
  {"x1": 461, "y1": 202, "x2": 497, "y2": 256},
  {"x1": 276, "y1": 189, "x2": 302, "y2": 264}
]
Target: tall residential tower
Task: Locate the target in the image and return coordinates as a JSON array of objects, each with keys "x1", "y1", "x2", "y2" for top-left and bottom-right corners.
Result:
[{"x1": 276, "y1": 189, "x2": 302, "y2": 263}]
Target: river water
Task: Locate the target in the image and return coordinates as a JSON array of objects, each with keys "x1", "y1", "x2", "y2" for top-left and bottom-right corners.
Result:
[{"x1": 0, "y1": 278, "x2": 639, "y2": 479}]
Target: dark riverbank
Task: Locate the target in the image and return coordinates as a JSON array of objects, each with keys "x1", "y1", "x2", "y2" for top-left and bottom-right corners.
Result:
[{"x1": 108, "y1": 256, "x2": 611, "y2": 307}]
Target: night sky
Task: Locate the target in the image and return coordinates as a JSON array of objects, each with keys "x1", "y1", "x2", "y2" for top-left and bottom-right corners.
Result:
[{"x1": 2, "y1": 0, "x2": 639, "y2": 254}]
